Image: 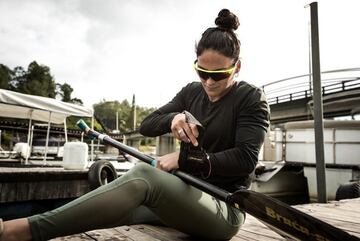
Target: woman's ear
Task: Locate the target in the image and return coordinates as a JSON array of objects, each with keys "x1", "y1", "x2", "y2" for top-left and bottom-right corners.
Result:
[{"x1": 235, "y1": 59, "x2": 241, "y2": 73}]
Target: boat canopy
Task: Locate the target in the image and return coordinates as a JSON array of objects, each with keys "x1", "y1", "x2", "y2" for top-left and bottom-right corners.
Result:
[
  {"x1": 0, "y1": 89, "x2": 93, "y2": 124},
  {"x1": 0, "y1": 89, "x2": 94, "y2": 164}
]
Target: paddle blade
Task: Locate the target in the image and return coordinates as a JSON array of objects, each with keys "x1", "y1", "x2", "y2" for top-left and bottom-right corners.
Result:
[{"x1": 227, "y1": 189, "x2": 358, "y2": 241}]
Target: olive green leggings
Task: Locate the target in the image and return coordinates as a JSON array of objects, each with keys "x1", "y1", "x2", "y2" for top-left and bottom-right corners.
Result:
[{"x1": 28, "y1": 163, "x2": 244, "y2": 241}]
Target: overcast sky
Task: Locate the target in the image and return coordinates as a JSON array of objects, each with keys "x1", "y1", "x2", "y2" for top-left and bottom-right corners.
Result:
[{"x1": 1, "y1": 0, "x2": 359, "y2": 108}]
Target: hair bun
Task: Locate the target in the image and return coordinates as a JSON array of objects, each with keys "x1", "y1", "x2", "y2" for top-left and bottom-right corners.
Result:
[{"x1": 215, "y1": 9, "x2": 239, "y2": 31}]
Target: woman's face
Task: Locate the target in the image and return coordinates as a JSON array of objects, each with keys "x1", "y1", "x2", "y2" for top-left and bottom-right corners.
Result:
[{"x1": 196, "y1": 49, "x2": 240, "y2": 102}]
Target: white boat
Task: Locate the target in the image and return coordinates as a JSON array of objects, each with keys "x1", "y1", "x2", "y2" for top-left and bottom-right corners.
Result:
[{"x1": 255, "y1": 120, "x2": 360, "y2": 202}]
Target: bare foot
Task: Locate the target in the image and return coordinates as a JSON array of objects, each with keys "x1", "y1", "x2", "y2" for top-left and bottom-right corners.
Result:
[{"x1": 0, "y1": 218, "x2": 32, "y2": 241}]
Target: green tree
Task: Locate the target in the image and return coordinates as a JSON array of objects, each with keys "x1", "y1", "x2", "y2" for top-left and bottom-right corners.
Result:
[
  {"x1": 56, "y1": 83, "x2": 83, "y2": 105},
  {"x1": 10, "y1": 66, "x2": 27, "y2": 90},
  {"x1": 70, "y1": 97, "x2": 83, "y2": 105},
  {"x1": 57, "y1": 83, "x2": 73, "y2": 102},
  {"x1": 13, "y1": 61, "x2": 56, "y2": 98},
  {"x1": 1, "y1": 61, "x2": 83, "y2": 105},
  {"x1": 94, "y1": 100, "x2": 131, "y2": 131},
  {"x1": 137, "y1": 105, "x2": 156, "y2": 128},
  {"x1": 0, "y1": 64, "x2": 13, "y2": 89},
  {"x1": 93, "y1": 99, "x2": 155, "y2": 132}
]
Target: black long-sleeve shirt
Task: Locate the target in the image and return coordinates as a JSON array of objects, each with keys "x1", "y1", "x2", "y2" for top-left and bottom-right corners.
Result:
[{"x1": 140, "y1": 81, "x2": 270, "y2": 192}]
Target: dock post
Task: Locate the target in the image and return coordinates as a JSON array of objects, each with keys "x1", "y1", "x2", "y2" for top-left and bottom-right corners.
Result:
[
  {"x1": 156, "y1": 134, "x2": 176, "y2": 156},
  {"x1": 308, "y1": 2, "x2": 327, "y2": 203}
]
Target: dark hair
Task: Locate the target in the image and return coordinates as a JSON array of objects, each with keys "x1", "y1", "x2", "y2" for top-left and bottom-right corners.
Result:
[{"x1": 196, "y1": 9, "x2": 240, "y2": 61}]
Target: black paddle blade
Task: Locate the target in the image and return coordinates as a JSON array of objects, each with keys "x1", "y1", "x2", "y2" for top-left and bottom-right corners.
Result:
[{"x1": 227, "y1": 189, "x2": 359, "y2": 241}]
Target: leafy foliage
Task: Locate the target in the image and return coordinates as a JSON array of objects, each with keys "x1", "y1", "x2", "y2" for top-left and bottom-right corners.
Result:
[
  {"x1": 56, "y1": 83, "x2": 83, "y2": 105},
  {"x1": 93, "y1": 99, "x2": 156, "y2": 132},
  {"x1": 0, "y1": 61, "x2": 82, "y2": 104},
  {"x1": 12, "y1": 61, "x2": 56, "y2": 98},
  {"x1": 0, "y1": 64, "x2": 14, "y2": 89}
]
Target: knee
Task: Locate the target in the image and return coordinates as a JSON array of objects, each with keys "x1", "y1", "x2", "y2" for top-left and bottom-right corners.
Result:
[
  {"x1": 109, "y1": 163, "x2": 152, "y2": 192},
  {"x1": 124, "y1": 162, "x2": 155, "y2": 179}
]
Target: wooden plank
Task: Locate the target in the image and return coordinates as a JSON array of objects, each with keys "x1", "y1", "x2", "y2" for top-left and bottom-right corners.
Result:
[
  {"x1": 230, "y1": 232, "x2": 258, "y2": 241},
  {"x1": 294, "y1": 199, "x2": 360, "y2": 238},
  {"x1": 235, "y1": 229, "x2": 285, "y2": 241},
  {"x1": 85, "y1": 228, "x2": 128, "y2": 241},
  {"x1": 297, "y1": 198, "x2": 360, "y2": 211},
  {"x1": 115, "y1": 226, "x2": 162, "y2": 241},
  {"x1": 240, "y1": 215, "x2": 286, "y2": 240},
  {"x1": 296, "y1": 201, "x2": 360, "y2": 213},
  {"x1": 237, "y1": 229, "x2": 286, "y2": 241},
  {"x1": 50, "y1": 233, "x2": 93, "y2": 241},
  {"x1": 296, "y1": 202, "x2": 360, "y2": 214},
  {"x1": 296, "y1": 207, "x2": 360, "y2": 223},
  {"x1": 293, "y1": 214, "x2": 360, "y2": 235},
  {"x1": 295, "y1": 205, "x2": 360, "y2": 225},
  {"x1": 131, "y1": 225, "x2": 193, "y2": 241},
  {"x1": 297, "y1": 208, "x2": 360, "y2": 225}
]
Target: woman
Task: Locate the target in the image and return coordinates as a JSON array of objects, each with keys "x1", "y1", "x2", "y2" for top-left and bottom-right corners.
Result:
[{"x1": 0, "y1": 9, "x2": 269, "y2": 241}]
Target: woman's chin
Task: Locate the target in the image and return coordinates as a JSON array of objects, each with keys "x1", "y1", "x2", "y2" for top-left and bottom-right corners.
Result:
[{"x1": 205, "y1": 91, "x2": 221, "y2": 101}]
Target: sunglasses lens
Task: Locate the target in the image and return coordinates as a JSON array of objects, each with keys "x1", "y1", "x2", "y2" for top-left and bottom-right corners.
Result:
[
  {"x1": 209, "y1": 73, "x2": 231, "y2": 81},
  {"x1": 197, "y1": 70, "x2": 231, "y2": 81},
  {"x1": 197, "y1": 70, "x2": 210, "y2": 80}
]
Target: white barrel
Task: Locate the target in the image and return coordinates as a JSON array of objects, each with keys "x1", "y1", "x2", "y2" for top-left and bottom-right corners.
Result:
[
  {"x1": 62, "y1": 142, "x2": 88, "y2": 170},
  {"x1": 13, "y1": 142, "x2": 30, "y2": 159}
]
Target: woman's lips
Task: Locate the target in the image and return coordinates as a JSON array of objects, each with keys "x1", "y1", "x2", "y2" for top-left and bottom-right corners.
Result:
[{"x1": 205, "y1": 85, "x2": 218, "y2": 91}]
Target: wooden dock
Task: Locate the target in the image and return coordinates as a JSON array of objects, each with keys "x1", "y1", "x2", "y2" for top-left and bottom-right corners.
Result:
[
  {"x1": 0, "y1": 163, "x2": 90, "y2": 203},
  {"x1": 50, "y1": 198, "x2": 360, "y2": 241}
]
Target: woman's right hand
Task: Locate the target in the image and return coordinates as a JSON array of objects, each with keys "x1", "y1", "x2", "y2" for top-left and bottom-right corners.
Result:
[
  {"x1": 171, "y1": 113, "x2": 199, "y2": 146},
  {"x1": 156, "y1": 151, "x2": 180, "y2": 172}
]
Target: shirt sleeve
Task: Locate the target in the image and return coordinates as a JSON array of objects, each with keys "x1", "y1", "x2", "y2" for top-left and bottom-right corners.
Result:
[
  {"x1": 209, "y1": 88, "x2": 270, "y2": 177},
  {"x1": 139, "y1": 85, "x2": 188, "y2": 137}
]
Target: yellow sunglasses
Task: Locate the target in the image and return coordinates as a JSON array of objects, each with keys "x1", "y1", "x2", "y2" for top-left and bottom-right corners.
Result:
[{"x1": 193, "y1": 60, "x2": 236, "y2": 81}]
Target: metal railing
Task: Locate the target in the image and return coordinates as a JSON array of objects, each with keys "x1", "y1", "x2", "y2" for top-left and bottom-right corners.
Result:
[{"x1": 262, "y1": 68, "x2": 360, "y2": 105}]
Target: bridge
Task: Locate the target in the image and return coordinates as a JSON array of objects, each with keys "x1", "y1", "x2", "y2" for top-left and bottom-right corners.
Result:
[{"x1": 262, "y1": 68, "x2": 360, "y2": 124}]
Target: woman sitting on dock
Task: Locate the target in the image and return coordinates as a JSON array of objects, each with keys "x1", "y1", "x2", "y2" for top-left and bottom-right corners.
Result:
[{"x1": 0, "y1": 9, "x2": 269, "y2": 241}]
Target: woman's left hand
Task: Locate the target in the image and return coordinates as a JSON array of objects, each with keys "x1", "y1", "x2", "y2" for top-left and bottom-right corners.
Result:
[{"x1": 156, "y1": 151, "x2": 180, "y2": 172}]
